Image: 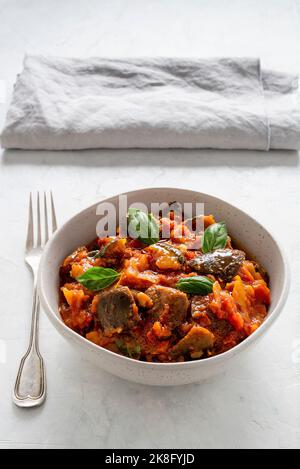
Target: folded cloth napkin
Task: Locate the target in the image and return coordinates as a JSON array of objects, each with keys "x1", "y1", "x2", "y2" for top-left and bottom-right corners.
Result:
[{"x1": 1, "y1": 55, "x2": 300, "y2": 150}]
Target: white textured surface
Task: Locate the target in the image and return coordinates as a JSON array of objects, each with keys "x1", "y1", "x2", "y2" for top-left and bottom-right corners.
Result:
[{"x1": 0, "y1": 0, "x2": 300, "y2": 449}]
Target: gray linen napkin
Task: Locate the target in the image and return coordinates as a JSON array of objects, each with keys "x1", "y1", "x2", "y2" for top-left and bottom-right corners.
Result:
[{"x1": 1, "y1": 55, "x2": 299, "y2": 150}]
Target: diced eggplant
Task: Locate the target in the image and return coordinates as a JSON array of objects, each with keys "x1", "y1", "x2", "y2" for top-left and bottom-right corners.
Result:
[
  {"x1": 97, "y1": 286, "x2": 139, "y2": 333},
  {"x1": 145, "y1": 285, "x2": 189, "y2": 329},
  {"x1": 189, "y1": 248, "x2": 245, "y2": 281},
  {"x1": 172, "y1": 325, "x2": 215, "y2": 357}
]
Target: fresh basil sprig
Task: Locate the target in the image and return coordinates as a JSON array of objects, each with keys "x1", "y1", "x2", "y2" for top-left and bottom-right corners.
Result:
[
  {"x1": 176, "y1": 276, "x2": 214, "y2": 294},
  {"x1": 127, "y1": 208, "x2": 159, "y2": 245},
  {"x1": 77, "y1": 267, "x2": 120, "y2": 291},
  {"x1": 202, "y1": 222, "x2": 228, "y2": 253}
]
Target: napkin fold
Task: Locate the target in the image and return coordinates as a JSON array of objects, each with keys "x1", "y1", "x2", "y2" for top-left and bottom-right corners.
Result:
[{"x1": 1, "y1": 55, "x2": 300, "y2": 150}]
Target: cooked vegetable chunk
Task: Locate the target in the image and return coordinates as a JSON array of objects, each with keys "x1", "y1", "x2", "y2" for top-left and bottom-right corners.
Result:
[
  {"x1": 189, "y1": 248, "x2": 245, "y2": 281},
  {"x1": 172, "y1": 325, "x2": 215, "y2": 358},
  {"x1": 146, "y1": 285, "x2": 189, "y2": 329},
  {"x1": 190, "y1": 295, "x2": 211, "y2": 318},
  {"x1": 100, "y1": 238, "x2": 127, "y2": 258},
  {"x1": 147, "y1": 242, "x2": 185, "y2": 270},
  {"x1": 131, "y1": 290, "x2": 154, "y2": 308},
  {"x1": 97, "y1": 286, "x2": 139, "y2": 333},
  {"x1": 59, "y1": 211, "x2": 270, "y2": 362}
]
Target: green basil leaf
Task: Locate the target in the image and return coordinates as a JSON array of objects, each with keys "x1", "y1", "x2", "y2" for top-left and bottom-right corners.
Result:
[
  {"x1": 202, "y1": 222, "x2": 228, "y2": 253},
  {"x1": 127, "y1": 208, "x2": 159, "y2": 245},
  {"x1": 77, "y1": 267, "x2": 120, "y2": 291},
  {"x1": 175, "y1": 276, "x2": 214, "y2": 294}
]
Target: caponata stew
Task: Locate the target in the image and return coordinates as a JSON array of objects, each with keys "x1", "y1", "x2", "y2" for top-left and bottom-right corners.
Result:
[{"x1": 59, "y1": 211, "x2": 270, "y2": 362}]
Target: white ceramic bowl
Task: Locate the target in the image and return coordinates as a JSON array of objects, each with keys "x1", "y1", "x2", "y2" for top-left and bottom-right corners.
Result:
[{"x1": 38, "y1": 188, "x2": 290, "y2": 386}]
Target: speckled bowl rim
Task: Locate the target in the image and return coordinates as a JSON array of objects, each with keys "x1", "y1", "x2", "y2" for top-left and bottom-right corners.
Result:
[{"x1": 38, "y1": 187, "x2": 290, "y2": 370}]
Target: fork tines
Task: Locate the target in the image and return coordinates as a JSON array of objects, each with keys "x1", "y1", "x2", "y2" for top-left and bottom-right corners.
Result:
[{"x1": 26, "y1": 192, "x2": 57, "y2": 250}]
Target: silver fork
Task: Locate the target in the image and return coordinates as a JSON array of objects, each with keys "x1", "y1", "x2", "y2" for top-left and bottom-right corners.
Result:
[{"x1": 13, "y1": 192, "x2": 57, "y2": 408}]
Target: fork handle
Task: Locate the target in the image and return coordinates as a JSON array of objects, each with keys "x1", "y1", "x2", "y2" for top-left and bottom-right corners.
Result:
[{"x1": 13, "y1": 276, "x2": 46, "y2": 407}]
